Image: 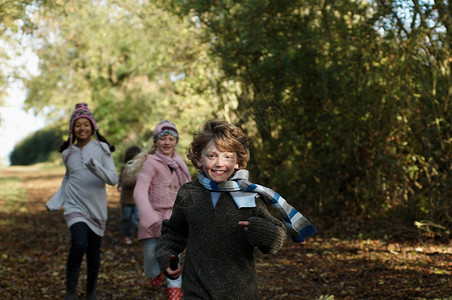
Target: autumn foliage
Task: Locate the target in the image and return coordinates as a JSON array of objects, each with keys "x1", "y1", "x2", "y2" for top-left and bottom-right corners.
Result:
[{"x1": 1, "y1": 164, "x2": 451, "y2": 299}]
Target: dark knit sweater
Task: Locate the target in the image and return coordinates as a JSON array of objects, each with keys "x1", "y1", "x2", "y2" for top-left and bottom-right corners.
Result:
[{"x1": 157, "y1": 180, "x2": 287, "y2": 300}]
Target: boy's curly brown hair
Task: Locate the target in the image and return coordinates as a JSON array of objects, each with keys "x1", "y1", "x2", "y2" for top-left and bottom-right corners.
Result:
[{"x1": 187, "y1": 120, "x2": 250, "y2": 170}]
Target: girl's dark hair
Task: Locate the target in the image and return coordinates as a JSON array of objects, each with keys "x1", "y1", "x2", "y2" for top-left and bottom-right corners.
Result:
[
  {"x1": 97, "y1": 131, "x2": 115, "y2": 152},
  {"x1": 123, "y1": 146, "x2": 141, "y2": 163},
  {"x1": 58, "y1": 137, "x2": 73, "y2": 153},
  {"x1": 59, "y1": 130, "x2": 115, "y2": 153}
]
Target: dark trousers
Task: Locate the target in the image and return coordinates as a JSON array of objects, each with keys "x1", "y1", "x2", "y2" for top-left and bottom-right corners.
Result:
[{"x1": 66, "y1": 222, "x2": 102, "y2": 294}]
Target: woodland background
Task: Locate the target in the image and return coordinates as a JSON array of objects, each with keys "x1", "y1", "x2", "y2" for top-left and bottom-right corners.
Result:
[{"x1": 1, "y1": 0, "x2": 452, "y2": 251}]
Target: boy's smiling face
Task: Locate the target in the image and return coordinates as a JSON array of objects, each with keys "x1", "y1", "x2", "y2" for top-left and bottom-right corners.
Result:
[{"x1": 197, "y1": 140, "x2": 239, "y2": 183}]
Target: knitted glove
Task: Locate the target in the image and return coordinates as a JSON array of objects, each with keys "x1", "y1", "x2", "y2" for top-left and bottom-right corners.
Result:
[
  {"x1": 156, "y1": 249, "x2": 178, "y2": 279},
  {"x1": 245, "y1": 216, "x2": 284, "y2": 252}
]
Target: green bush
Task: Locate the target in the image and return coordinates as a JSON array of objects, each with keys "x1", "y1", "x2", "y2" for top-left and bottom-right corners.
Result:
[{"x1": 9, "y1": 127, "x2": 63, "y2": 165}]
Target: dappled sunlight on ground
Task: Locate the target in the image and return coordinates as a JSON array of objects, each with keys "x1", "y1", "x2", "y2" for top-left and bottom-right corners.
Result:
[{"x1": 1, "y1": 164, "x2": 451, "y2": 299}]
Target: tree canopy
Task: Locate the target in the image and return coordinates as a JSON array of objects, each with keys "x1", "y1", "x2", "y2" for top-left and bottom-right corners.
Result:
[{"x1": 2, "y1": 0, "x2": 452, "y2": 238}]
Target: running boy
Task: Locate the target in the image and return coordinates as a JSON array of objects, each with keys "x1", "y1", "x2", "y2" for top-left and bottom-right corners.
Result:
[{"x1": 157, "y1": 119, "x2": 315, "y2": 299}]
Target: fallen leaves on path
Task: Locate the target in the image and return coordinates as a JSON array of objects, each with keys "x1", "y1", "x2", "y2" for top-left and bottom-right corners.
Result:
[{"x1": 0, "y1": 165, "x2": 451, "y2": 299}]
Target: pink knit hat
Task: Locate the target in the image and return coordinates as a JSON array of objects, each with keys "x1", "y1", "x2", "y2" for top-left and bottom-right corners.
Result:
[
  {"x1": 69, "y1": 102, "x2": 98, "y2": 133},
  {"x1": 65, "y1": 102, "x2": 110, "y2": 162},
  {"x1": 153, "y1": 119, "x2": 179, "y2": 141}
]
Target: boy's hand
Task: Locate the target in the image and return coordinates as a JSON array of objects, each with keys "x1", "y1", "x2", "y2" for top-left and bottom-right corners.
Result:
[
  {"x1": 166, "y1": 254, "x2": 182, "y2": 279},
  {"x1": 239, "y1": 217, "x2": 281, "y2": 249}
]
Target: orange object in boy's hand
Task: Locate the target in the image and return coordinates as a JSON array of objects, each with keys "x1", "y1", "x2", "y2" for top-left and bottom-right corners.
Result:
[
  {"x1": 166, "y1": 254, "x2": 182, "y2": 279},
  {"x1": 238, "y1": 221, "x2": 250, "y2": 231}
]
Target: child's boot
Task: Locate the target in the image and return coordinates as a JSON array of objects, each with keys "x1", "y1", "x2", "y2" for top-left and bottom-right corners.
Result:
[
  {"x1": 64, "y1": 291, "x2": 77, "y2": 300},
  {"x1": 86, "y1": 269, "x2": 98, "y2": 300},
  {"x1": 86, "y1": 286, "x2": 98, "y2": 300},
  {"x1": 166, "y1": 287, "x2": 183, "y2": 300},
  {"x1": 150, "y1": 273, "x2": 163, "y2": 287},
  {"x1": 65, "y1": 267, "x2": 80, "y2": 300}
]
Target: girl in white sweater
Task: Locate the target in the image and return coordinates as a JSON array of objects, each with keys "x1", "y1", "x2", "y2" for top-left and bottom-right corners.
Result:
[{"x1": 47, "y1": 103, "x2": 118, "y2": 300}]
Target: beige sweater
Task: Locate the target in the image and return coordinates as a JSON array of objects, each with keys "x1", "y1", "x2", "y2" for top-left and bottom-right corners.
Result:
[{"x1": 118, "y1": 166, "x2": 137, "y2": 205}]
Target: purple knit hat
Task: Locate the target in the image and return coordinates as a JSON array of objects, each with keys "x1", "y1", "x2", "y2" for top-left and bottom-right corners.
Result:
[
  {"x1": 153, "y1": 119, "x2": 179, "y2": 141},
  {"x1": 69, "y1": 102, "x2": 98, "y2": 133}
]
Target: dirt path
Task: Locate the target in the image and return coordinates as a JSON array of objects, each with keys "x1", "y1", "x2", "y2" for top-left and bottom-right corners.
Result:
[{"x1": 0, "y1": 164, "x2": 451, "y2": 299}]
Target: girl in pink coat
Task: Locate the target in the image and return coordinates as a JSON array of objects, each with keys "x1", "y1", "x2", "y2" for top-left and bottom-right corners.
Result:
[{"x1": 128, "y1": 119, "x2": 191, "y2": 300}]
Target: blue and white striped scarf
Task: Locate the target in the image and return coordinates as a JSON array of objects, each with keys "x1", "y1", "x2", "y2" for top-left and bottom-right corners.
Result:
[{"x1": 198, "y1": 170, "x2": 316, "y2": 243}]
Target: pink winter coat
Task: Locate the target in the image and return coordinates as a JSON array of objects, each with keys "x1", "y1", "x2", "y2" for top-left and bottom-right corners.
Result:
[{"x1": 133, "y1": 153, "x2": 191, "y2": 239}]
